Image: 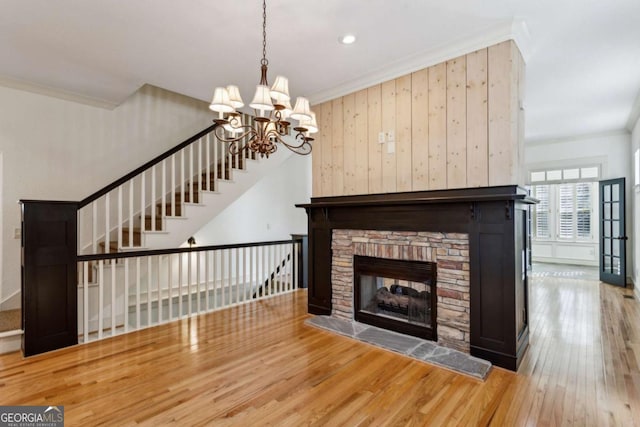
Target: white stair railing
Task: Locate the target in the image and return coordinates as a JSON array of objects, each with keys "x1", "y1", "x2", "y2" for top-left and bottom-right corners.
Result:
[
  {"x1": 77, "y1": 239, "x2": 302, "y2": 343},
  {"x1": 78, "y1": 115, "x2": 255, "y2": 255}
]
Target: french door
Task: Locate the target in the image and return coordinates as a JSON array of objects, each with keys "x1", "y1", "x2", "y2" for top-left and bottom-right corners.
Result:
[{"x1": 599, "y1": 178, "x2": 627, "y2": 286}]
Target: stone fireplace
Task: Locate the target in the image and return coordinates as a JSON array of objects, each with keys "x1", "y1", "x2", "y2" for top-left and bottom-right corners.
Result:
[
  {"x1": 331, "y1": 230, "x2": 470, "y2": 352},
  {"x1": 298, "y1": 186, "x2": 535, "y2": 371}
]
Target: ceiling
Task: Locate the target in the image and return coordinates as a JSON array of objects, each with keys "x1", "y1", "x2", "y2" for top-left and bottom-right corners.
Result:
[{"x1": 1, "y1": 0, "x2": 639, "y2": 142}]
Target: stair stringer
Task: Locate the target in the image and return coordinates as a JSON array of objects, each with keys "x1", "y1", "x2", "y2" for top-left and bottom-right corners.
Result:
[{"x1": 143, "y1": 145, "x2": 293, "y2": 249}]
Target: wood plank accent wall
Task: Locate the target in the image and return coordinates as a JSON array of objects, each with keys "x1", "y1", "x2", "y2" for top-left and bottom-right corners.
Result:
[{"x1": 311, "y1": 40, "x2": 525, "y2": 197}]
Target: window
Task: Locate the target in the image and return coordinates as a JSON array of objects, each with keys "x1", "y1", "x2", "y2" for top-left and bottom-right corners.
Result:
[
  {"x1": 533, "y1": 185, "x2": 550, "y2": 238},
  {"x1": 529, "y1": 166, "x2": 600, "y2": 184},
  {"x1": 531, "y1": 182, "x2": 595, "y2": 241}
]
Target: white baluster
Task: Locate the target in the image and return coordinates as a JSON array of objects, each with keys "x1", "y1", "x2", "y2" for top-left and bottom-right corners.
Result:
[
  {"x1": 242, "y1": 247, "x2": 247, "y2": 302},
  {"x1": 140, "y1": 172, "x2": 146, "y2": 233},
  {"x1": 249, "y1": 246, "x2": 254, "y2": 300},
  {"x1": 151, "y1": 165, "x2": 156, "y2": 233},
  {"x1": 227, "y1": 248, "x2": 232, "y2": 306},
  {"x1": 157, "y1": 255, "x2": 162, "y2": 324},
  {"x1": 105, "y1": 193, "x2": 110, "y2": 254},
  {"x1": 206, "y1": 134, "x2": 211, "y2": 192},
  {"x1": 189, "y1": 144, "x2": 194, "y2": 204},
  {"x1": 235, "y1": 247, "x2": 240, "y2": 304},
  {"x1": 124, "y1": 258, "x2": 129, "y2": 333},
  {"x1": 161, "y1": 160, "x2": 166, "y2": 232},
  {"x1": 198, "y1": 138, "x2": 202, "y2": 193},
  {"x1": 83, "y1": 262, "x2": 89, "y2": 343},
  {"x1": 136, "y1": 257, "x2": 141, "y2": 329},
  {"x1": 178, "y1": 253, "x2": 183, "y2": 317},
  {"x1": 213, "y1": 136, "x2": 218, "y2": 189},
  {"x1": 98, "y1": 260, "x2": 104, "y2": 339},
  {"x1": 171, "y1": 154, "x2": 176, "y2": 217},
  {"x1": 111, "y1": 259, "x2": 116, "y2": 335},
  {"x1": 180, "y1": 150, "x2": 185, "y2": 215},
  {"x1": 168, "y1": 253, "x2": 173, "y2": 320},
  {"x1": 147, "y1": 257, "x2": 152, "y2": 327},
  {"x1": 129, "y1": 181, "x2": 134, "y2": 247},
  {"x1": 92, "y1": 202, "x2": 97, "y2": 254},
  {"x1": 196, "y1": 250, "x2": 201, "y2": 313},
  {"x1": 213, "y1": 250, "x2": 218, "y2": 309},
  {"x1": 205, "y1": 250, "x2": 210, "y2": 311},
  {"x1": 117, "y1": 187, "x2": 123, "y2": 249},
  {"x1": 187, "y1": 251, "x2": 192, "y2": 316}
]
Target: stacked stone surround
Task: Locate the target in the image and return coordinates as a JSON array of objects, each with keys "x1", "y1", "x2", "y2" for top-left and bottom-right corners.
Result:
[{"x1": 331, "y1": 229, "x2": 471, "y2": 353}]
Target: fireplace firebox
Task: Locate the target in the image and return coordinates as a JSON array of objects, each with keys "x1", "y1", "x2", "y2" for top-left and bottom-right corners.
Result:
[{"x1": 354, "y1": 256, "x2": 437, "y2": 341}]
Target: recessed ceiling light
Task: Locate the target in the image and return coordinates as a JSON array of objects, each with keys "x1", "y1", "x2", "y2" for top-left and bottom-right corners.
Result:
[{"x1": 339, "y1": 34, "x2": 356, "y2": 45}]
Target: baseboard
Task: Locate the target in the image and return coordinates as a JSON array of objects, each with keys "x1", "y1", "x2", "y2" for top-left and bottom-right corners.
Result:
[{"x1": 0, "y1": 290, "x2": 20, "y2": 311}]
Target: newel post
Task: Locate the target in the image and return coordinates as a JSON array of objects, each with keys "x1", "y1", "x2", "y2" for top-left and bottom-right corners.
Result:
[{"x1": 20, "y1": 200, "x2": 78, "y2": 356}]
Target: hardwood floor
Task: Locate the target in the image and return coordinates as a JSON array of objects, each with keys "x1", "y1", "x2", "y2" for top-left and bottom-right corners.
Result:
[{"x1": 0, "y1": 273, "x2": 639, "y2": 426}]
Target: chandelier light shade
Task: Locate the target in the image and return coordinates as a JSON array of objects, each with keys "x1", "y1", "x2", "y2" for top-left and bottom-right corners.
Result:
[{"x1": 209, "y1": 0, "x2": 315, "y2": 157}]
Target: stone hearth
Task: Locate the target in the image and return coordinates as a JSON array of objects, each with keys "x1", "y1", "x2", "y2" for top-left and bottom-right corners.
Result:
[{"x1": 331, "y1": 229, "x2": 470, "y2": 353}]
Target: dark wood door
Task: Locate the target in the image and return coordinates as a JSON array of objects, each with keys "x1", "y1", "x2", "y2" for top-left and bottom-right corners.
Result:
[
  {"x1": 598, "y1": 178, "x2": 627, "y2": 287},
  {"x1": 21, "y1": 200, "x2": 78, "y2": 356}
]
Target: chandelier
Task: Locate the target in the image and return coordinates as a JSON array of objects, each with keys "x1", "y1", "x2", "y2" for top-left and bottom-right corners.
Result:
[{"x1": 208, "y1": 0, "x2": 316, "y2": 158}]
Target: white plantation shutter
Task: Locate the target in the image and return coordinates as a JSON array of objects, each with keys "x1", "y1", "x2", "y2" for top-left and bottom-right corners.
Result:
[
  {"x1": 576, "y1": 182, "x2": 591, "y2": 238},
  {"x1": 558, "y1": 184, "x2": 574, "y2": 239},
  {"x1": 533, "y1": 185, "x2": 550, "y2": 238}
]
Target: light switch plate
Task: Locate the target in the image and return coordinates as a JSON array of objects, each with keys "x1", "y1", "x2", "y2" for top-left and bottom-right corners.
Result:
[{"x1": 14, "y1": 228, "x2": 21, "y2": 239}]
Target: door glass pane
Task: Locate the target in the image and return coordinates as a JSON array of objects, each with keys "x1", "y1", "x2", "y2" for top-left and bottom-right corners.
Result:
[
  {"x1": 613, "y1": 221, "x2": 620, "y2": 238},
  {"x1": 613, "y1": 257, "x2": 620, "y2": 274},
  {"x1": 612, "y1": 202, "x2": 619, "y2": 220},
  {"x1": 604, "y1": 184, "x2": 611, "y2": 201},
  {"x1": 604, "y1": 238, "x2": 612, "y2": 255},
  {"x1": 612, "y1": 184, "x2": 619, "y2": 201},
  {"x1": 604, "y1": 221, "x2": 611, "y2": 238},
  {"x1": 604, "y1": 256, "x2": 612, "y2": 272},
  {"x1": 613, "y1": 239, "x2": 620, "y2": 256},
  {"x1": 604, "y1": 203, "x2": 611, "y2": 220}
]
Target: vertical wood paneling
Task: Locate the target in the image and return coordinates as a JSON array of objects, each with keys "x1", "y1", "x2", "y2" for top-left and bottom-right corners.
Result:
[
  {"x1": 381, "y1": 80, "x2": 397, "y2": 193},
  {"x1": 517, "y1": 50, "x2": 526, "y2": 186},
  {"x1": 411, "y1": 69, "x2": 429, "y2": 191},
  {"x1": 446, "y1": 55, "x2": 467, "y2": 188},
  {"x1": 342, "y1": 93, "x2": 357, "y2": 195},
  {"x1": 395, "y1": 75, "x2": 412, "y2": 192},
  {"x1": 354, "y1": 89, "x2": 369, "y2": 194},
  {"x1": 319, "y1": 102, "x2": 333, "y2": 195},
  {"x1": 367, "y1": 85, "x2": 383, "y2": 193},
  {"x1": 466, "y1": 49, "x2": 489, "y2": 187},
  {"x1": 331, "y1": 98, "x2": 344, "y2": 195},
  {"x1": 311, "y1": 41, "x2": 524, "y2": 195},
  {"x1": 488, "y1": 41, "x2": 517, "y2": 185},
  {"x1": 311, "y1": 104, "x2": 323, "y2": 196},
  {"x1": 428, "y1": 63, "x2": 447, "y2": 189}
]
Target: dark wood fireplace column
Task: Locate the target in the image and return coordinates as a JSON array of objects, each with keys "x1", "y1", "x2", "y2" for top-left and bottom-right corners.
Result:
[{"x1": 297, "y1": 185, "x2": 536, "y2": 371}]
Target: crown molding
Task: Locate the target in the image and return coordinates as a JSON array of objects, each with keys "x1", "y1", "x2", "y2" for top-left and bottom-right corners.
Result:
[
  {"x1": 526, "y1": 129, "x2": 630, "y2": 147},
  {"x1": 309, "y1": 19, "x2": 531, "y2": 106},
  {"x1": 626, "y1": 88, "x2": 640, "y2": 132},
  {"x1": 0, "y1": 75, "x2": 119, "y2": 109}
]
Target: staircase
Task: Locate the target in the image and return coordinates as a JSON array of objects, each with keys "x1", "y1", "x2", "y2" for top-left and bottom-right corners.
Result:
[
  {"x1": 80, "y1": 117, "x2": 294, "y2": 256},
  {"x1": 0, "y1": 309, "x2": 21, "y2": 354}
]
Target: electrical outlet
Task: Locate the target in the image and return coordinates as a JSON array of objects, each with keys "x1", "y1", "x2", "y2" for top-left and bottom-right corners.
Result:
[
  {"x1": 387, "y1": 141, "x2": 395, "y2": 154},
  {"x1": 14, "y1": 228, "x2": 21, "y2": 239},
  {"x1": 378, "y1": 132, "x2": 385, "y2": 143}
]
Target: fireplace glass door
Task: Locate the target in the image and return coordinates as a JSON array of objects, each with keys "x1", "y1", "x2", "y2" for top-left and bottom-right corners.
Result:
[{"x1": 354, "y1": 256, "x2": 437, "y2": 340}]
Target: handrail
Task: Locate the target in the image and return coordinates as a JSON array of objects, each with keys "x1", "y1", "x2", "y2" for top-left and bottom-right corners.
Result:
[
  {"x1": 76, "y1": 238, "x2": 302, "y2": 262},
  {"x1": 79, "y1": 123, "x2": 219, "y2": 208}
]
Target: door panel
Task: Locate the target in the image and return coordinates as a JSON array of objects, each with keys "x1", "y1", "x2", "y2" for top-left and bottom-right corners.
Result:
[{"x1": 599, "y1": 178, "x2": 627, "y2": 286}]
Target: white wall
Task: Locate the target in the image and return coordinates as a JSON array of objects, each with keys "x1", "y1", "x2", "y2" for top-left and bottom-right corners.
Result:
[
  {"x1": 0, "y1": 84, "x2": 213, "y2": 309},
  {"x1": 193, "y1": 153, "x2": 311, "y2": 246},
  {"x1": 631, "y1": 119, "x2": 640, "y2": 295},
  {"x1": 526, "y1": 131, "x2": 633, "y2": 279}
]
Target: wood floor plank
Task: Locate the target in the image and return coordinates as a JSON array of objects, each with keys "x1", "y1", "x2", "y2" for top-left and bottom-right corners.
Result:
[{"x1": 1, "y1": 271, "x2": 640, "y2": 425}]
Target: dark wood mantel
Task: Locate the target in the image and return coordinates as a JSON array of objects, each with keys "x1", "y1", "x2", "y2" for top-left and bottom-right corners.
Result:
[{"x1": 297, "y1": 185, "x2": 537, "y2": 371}]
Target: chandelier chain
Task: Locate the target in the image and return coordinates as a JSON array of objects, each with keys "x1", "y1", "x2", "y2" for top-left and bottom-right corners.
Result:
[{"x1": 261, "y1": 0, "x2": 268, "y2": 66}]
